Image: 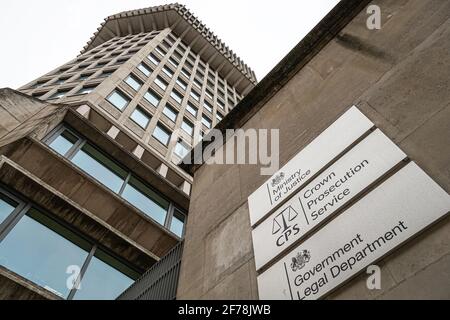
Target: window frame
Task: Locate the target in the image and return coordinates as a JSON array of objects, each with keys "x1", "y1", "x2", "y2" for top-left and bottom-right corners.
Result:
[
  {"x1": 0, "y1": 185, "x2": 142, "y2": 300},
  {"x1": 106, "y1": 89, "x2": 131, "y2": 111},
  {"x1": 43, "y1": 125, "x2": 185, "y2": 235}
]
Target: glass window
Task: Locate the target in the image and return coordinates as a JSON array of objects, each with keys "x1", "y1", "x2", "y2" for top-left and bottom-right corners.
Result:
[
  {"x1": 216, "y1": 114, "x2": 223, "y2": 122},
  {"x1": 55, "y1": 77, "x2": 69, "y2": 85},
  {"x1": 176, "y1": 78, "x2": 187, "y2": 91},
  {"x1": 71, "y1": 143, "x2": 127, "y2": 193},
  {"x1": 163, "y1": 66, "x2": 174, "y2": 78},
  {"x1": 155, "y1": 46, "x2": 166, "y2": 57},
  {"x1": 180, "y1": 68, "x2": 190, "y2": 79},
  {"x1": 170, "y1": 210, "x2": 185, "y2": 238},
  {"x1": 49, "y1": 130, "x2": 79, "y2": 156},
  {"x1": 48, "y1": 89, "x2": 71, "y2": 100},
  {"x1": 144, "y1": 90, "x2": 160, "y2": 107},
  {"x1": 107, "y1": 90, "x2": 130, "y2": 111},
  {"x1": 153, "y1": 124, "x2": 171, "y2": 146},
  {"x1": 0, "y1": 208, "x2": 91, "y2": 299},
  {"x1": 170, "y1": 91, "x2": 183, "y2": 104},
  {"x1": 154, "y1": 77, "x2": 167, "y2": 91},
  {"x1": 125, "y1": 75, "x2": 142, "y2": 91},
  {"x1": 185, "y1": 59, "x2": 194, "y2": 70},
  {"x1": 202, "y1": 115, "x2": 212, "y2": 129},
  {"x1": 0, "y1": 193, "x2": 17, "y2": 225},
  {"x1": 190, "y1": 90, "x2": 200, "y2": 102},
  {"x1": 137, "y1": 63, "x2": 152, "y2": 77},
  {"x1": 173, "y1": 51, "x2": 183, "y2": 60},
  {"x1": 203, "y1": 101, "x2": 213, "y2": 113},
  {"x1": 217, "y1": 98, "x2": 225, "y2": 110},
  {"x1": 98, "y1": 70, "x2": 114, "y2": 78},
  {"x1": 148, "y1": 54, "x2": 160, "y2": 65},
  {"x1": 79, "y1": 73, "x2": 92, "y2": 81},
  {"x1": 76, "y1": 86, "x2": 96, "y2": 95},
  {"x1": 186, "y1": 103, "x2": 198, "y2": 117},
  {"x1": 193, "y1": 78, "x2": 202, "y2": 89},
  {"x1": 130, "y1": 107, "x2": 151, "y2": 129},
  {"x1": 181, "y1": 120, "x2": 194, "y2": 136},
  {"x1": 73, "y1": 249, "x2": 138, "y2": 300},
  {"x1": 169, "y1": 57, "x2": 178, "y2": 67},
  {"x1": 174, "y1": 141, "x2": 189, "y2": 158},
  {"x1": 162, "y1": 105, "x2": 178, "y2": 122},
  {"x1": 205, "y1": 89, "x2": 213, "y2": 100},
  {"x1": 122, "y1": 177, "x2": 169, "y2": 225}
]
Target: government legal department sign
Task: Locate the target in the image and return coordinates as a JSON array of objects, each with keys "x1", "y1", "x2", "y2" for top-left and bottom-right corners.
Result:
[{"x1": 248, "y1": 107, "x2": 450, "y2": 300}]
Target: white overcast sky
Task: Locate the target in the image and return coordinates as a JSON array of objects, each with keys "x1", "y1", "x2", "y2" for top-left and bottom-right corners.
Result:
[{"x1": 0, "y1": 0, "x2": 340, "y2": 89}]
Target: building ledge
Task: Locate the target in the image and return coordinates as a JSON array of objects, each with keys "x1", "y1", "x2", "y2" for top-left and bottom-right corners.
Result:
[
  {"x1": 0, "y1": 266, "x2": 61, "y2": 300},
  {"x1": 0, "y1": 155, "x2": 161, "y2": 270}
]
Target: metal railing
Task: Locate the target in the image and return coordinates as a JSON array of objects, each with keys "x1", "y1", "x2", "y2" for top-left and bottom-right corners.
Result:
[{"x1": 117, "y1": 241, "x2": 184, "y2": 300}]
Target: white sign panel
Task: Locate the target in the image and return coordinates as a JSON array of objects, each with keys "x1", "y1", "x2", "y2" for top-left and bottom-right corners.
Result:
[
  {"x1": 252, "y1": 129, "x2": 407, "y2": 270},
  {"x1": 257, "y1": 162, "x2": 450, "y2": 300},
  {"x1": 248, "y1": 106, "x2": 374, "y2": 227}
]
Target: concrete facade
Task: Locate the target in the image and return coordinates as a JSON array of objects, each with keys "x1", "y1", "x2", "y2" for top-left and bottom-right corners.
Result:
[{"x1": 178, "y1": 0, "x2": 450, "y2": 299}]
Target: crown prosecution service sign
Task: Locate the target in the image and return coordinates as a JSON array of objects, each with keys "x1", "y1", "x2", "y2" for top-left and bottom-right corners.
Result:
[
  {"x1": 257, "y1": 162, "x2": 450, "y2": 300},
  {"x1": 248, "y1": 106, "x2": 374, "y2": 227},
  {"x1": 252, "y1": 129, "x2": 407, "y2": 270}
]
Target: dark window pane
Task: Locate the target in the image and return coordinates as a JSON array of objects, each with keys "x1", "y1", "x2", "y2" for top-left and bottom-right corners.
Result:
[
  {"x1": 0, "y1": 208, "x2": 90, "y2": 299},
  {"x1": 49, "y1": 130, "x2": 79, "y2": 156},
  {"x1": 71, "y1": 143, "x2": 127, "y2": 193},
  {"x1": 0, "y1": 193, "x2": 17, "y2": 225},
  {"x1": 122, "y1": 177, "x2": 169, "y2": 225},
  {"x1": 73, "y1": 249, "x2": 138, "y2": 300}
]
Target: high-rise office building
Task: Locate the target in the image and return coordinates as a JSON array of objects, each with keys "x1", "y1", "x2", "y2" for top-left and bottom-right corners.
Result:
[{"x1": 0, "y1": 4, "x2": 256, "y2": 300}]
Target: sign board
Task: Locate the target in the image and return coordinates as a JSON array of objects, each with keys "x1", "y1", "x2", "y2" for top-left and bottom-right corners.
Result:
[
  {"x1": 252, "y1": 129, "x2": 407, "y2": 270},
  {"x1": 248, "y1": 106, "x2": 374, "y2": 227},
  {"x1": 257, "y1": 162, "x2": 450, "y2": 300}
]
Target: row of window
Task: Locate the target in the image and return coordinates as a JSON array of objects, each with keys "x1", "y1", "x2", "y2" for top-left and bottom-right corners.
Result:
[
  {"x1": 0, "y1": 189, "x2": 140, "y2": 299},
  {"x1": 131, "y1": 59, "x2": 228, "y2": 117},
  {"x1": 163, "y1": 33, "x2": 243, "y2": 101},
  {"x1": 107, "y1": 87, "x2": 212, "y2": 146},
  {"x1": 149, "y1": 44, "x2": 238, "y2": 107},
  {"x1": 46, "y1": 126, "x2": 186, "y2": 237}
]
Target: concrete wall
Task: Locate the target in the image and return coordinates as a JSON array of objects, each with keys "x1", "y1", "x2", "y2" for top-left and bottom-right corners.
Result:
[{"x1": 178, "y1": 0, "x2": 450, "y2": 299}]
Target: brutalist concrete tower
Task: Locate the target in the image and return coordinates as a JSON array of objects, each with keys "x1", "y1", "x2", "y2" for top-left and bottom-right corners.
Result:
[{"x1": 0, "y1": 3, "x2": 256, "y2": 300}]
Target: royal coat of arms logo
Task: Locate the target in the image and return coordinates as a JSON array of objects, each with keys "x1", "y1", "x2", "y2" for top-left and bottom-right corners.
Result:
[
  {"x1": 290, "y1": 250, "x2": 311, "y2": 272},
  {"x1": 271, "y1": 172, "x2": 285, "y2": 187}
]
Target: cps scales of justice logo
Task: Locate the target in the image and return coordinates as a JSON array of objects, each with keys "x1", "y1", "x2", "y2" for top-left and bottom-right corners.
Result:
[{"x1": 272, "y1": 204, "x2": 301, "y2": 247}]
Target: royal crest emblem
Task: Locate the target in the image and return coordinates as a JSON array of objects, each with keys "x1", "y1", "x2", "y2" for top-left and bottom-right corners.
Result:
[
  {"x1": 290, "y1": 250, "x2": 311, "y2": 272},
  {"x1": 271, "y1": 172, "x2": 285, "y2": 187}
]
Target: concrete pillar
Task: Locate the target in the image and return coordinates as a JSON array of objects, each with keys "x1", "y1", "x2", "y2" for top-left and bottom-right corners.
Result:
[
  {"x1": 180, "y1": 180, "x2": 191, "y2": 195},
  {"x1": 133, "y1": 145, "x2": 145, "y2": 159},
  {"x1": 106, "y1": 125, "x2": 120, "y2": 139},
  {"x1": 76, "y1": 105, "x2": 91, "y2": 118},
  {"x1": 157, "y1": 163, "x2": 168, "y2": 178}
]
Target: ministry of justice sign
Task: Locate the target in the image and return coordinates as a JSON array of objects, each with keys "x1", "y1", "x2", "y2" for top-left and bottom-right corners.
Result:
[
  {"x1": 248, "y1": 107, "x2": 374, "y2": 227},
  {"x1": 257, "y1": 163, "x2": 450, "y2": 300},
  {"x1": 252, "y1": 129, "x2": 407, "y2": 270}
]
